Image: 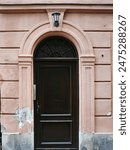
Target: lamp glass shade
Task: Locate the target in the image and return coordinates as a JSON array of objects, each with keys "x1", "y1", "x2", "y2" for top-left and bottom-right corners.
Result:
[{"x1": 52, "y1": 12, "x2": 60, "y2": 27}]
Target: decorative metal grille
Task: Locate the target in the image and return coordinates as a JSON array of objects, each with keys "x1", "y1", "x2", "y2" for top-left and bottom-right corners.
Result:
[{"x1": 34, "y1": 36, "x2": 78, "y2": 58}]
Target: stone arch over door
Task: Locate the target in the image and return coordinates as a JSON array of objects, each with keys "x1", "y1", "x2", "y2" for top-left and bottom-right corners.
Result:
[{"x1": 19, "y1": 21, "x2": 95, "y2": 148}]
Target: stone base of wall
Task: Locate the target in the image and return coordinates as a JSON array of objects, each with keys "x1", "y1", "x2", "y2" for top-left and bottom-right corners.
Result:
[
  {"x1": 80, "y1": 132, "x2": 113, "y2": 150},
  {"x1": 2, "y1": 133, "x2": 33, "y2": 150},
  {"x1": 2, "y1": 132, "x2": 112, "y2": 150}
]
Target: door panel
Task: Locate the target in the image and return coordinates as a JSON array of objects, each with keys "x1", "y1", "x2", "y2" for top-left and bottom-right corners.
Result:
[
  {"x1": 41, "y1": 65, "x2": 71, "y2": 115},
  {"x1": 41, "y1": 122, "x2": 72, "y2": 143}
]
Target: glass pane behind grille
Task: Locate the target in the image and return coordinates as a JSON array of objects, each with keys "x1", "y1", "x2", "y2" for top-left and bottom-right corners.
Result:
[{"x1": 34, "y1": 36, "x2": 78, "y2": 58}]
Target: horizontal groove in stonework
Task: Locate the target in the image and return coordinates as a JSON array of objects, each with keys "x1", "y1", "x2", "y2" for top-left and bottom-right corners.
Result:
[
  {"x1": 94, "y1": 81, "x2": 112, "y2": 83},
  {"x1": 0, "y1": 47, "x2": 20, "y2": 49},
  {"x1": 84, "y1": 30, "x2": 113, "y2": 32},
  {"x1": 93, "y1": 46, "x2": 111, "y2": 49},
  {"x1": 94, "y1": 47, "x2": 112, "y2": 50},
  {"x1": 0, "y1": 80, "x2": 19, "y2": 82},
  {"x1": 1, "y1": 97, "x2": 19, "y2": 101},
  {"x1": 95, "y1": 98, "x2": 112, "y2": 100},
  {"x1": 1, "y1": 97, "x2": 19, "y2": 99},
  {"x1": 0, "y1": 30, "x2": 28, "y2": 32},
  {"x1": 95, "y1": 114, "x2": 112, "y2": 117},
  {"x1": 95, "y1": 63, "x2": 112, "y2": 66},
  {"x1": 95, "y1": 116, "x2": 112, "y2": 118},
  {"x1": 0, "y1": 63, "x2": 18, "y2": 65},
  {"x1": 0, "y1": 113, "x2": 15, "y2": 115},
  {"x1": 95, "y1": 98, "x2": 112, "y2": 101},
  {"x1": 95, "y1": 81, "x2": 111, "y2": 83},
  {"x1": 94, "y1": 63, "x2": 112, "y2": 65},
  {"x1": 0, "y1": 3, "x2": 113, "y2": 5},
  {"x1": 94, "y1": 63, "x2": 111, "y2": 65},
  {"x1": 95, "y1": 64, "x2": 112, "y2": 66}
]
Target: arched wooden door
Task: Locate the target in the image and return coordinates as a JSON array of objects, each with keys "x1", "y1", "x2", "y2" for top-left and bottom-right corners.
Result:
[{"x1": 34, "y1": 36, "x2": 79, "y2": 150}]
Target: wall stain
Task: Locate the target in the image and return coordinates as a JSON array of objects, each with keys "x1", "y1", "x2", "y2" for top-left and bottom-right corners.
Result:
[{"x1": 15, "y1": 107, "x2": 33, "y2": 128}]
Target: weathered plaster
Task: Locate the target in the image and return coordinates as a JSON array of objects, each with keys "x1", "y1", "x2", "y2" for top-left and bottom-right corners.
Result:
[
  {"x1": 80, "y1": 132, "x2": 113, "y2": 150},
  {"x1": 2, "y1": 133, "x2": 33, "y2": 150},
  {"x1": 15, "y1": 107, "x2": 33, "y2": 129},
  {"x1": 2, "y1": 132, "x2": 112, "y2": 150},
  {"x1": 0, "y1": 2, "x2": 113, "y2": 149}
]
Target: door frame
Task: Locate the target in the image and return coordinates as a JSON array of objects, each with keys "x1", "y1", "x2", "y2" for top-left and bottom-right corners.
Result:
[{"x1": 18, "y1": 20, "x2": 95, "y2": 149}]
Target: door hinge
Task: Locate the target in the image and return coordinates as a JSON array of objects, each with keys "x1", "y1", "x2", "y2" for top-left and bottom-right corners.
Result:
[{"x1": 33, "y1": 84, "x2": 36, "y2": 101}]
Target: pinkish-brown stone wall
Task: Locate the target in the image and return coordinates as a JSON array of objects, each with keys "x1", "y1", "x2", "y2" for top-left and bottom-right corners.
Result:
[
  {"x1": 0, "y1": 2, "x2": 113, "y2": 150},
  {"x1": 64, "y1": 12, "x2": 113, "y2": 132}
]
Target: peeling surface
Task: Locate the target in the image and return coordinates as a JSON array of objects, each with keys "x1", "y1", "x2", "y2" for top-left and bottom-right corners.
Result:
[{"x1": 15, "y1": 107, "x2": 33, "y2": 128}]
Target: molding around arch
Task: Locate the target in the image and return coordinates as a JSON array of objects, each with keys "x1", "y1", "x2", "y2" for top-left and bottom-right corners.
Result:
[
  {"x1": 19, "y1": 21, "x2": 94, "y2": 57},
  {"x1": 18, "y1": 21, "x2": 96, "y2": 136}
]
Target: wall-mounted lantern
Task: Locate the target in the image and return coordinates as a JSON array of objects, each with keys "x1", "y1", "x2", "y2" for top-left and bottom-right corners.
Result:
[{"x1": 52, "y1": 12, "x2": 61, "y2": 27}]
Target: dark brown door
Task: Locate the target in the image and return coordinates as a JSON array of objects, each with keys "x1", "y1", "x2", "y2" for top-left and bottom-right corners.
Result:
[{"x1": 34, "y1": 36, "x2": 79, "y2": 150}]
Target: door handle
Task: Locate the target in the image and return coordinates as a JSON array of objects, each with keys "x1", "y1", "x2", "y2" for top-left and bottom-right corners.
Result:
[{"x1": 33, "y1": 84, "x2": 36, "y2": 101}]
